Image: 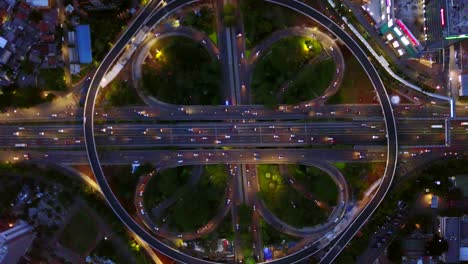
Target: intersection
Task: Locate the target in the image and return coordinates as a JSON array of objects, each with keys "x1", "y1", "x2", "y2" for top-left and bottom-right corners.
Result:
[{"x1": 1, "y1": 0, "x2": 466, "y2": 263}]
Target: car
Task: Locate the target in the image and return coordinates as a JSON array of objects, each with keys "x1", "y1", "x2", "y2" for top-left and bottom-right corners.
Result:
[
  {"x1": 58, "y1": 129, "x2": 64, "y2": 133},
  {"x1": 39, "y1": 132, "x2": 45, "y2": 136},
  {"x1": 235, "y1": 224, "x2": 240, "y2": 230},
  {"x1": 226, "y1": 199, "x2": 231, "y2": 204},
  {"x1": 140, "y1": 209, "x2": 145, "y2": 215},
  {"x1": 178, "y1": 160, "x2": 183, "y2": 163},
  {"x1": 372, "y1": 135, "x2": 379, "y2": 139},
  {"x1": 140, "y1": 191, "x2": 143, "y2": 196},
  {"x1": 278, "y1": 155, "x2": 284, "y2": 159},
  {"x1": 178, "y1": 234, "x2": 183, "y2": 238},
  {"x1": 273, "y1": 135, "x2": 279, "y2": 139},
  {"x1": 215, "y1": 140, "x2": 221, "y2": 144},
  {"x1": 253, "y1": 205, "x2": 256, "y2": 211},
  {"x1": 13, "y1": 132, "x2": 19, "y2": 136},
  {"x1": 177, "y1": 153, "x2": 183, "y2": 157}
]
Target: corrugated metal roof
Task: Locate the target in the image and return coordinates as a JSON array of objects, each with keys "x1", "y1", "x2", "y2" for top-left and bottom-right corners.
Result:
[{"x1": 76, "y1": 24, "x2": 92, "y2": 64}]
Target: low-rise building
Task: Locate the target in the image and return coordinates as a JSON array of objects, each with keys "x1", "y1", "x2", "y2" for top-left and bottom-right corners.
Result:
[
  {"x1": 0, "y1": 220, "x2": 36, "y2": 264},
  {"x1": 440, "y1": 216, "x2": 468, "y2": 263},
  {"x1": 75, "y1": 24, "x2": 92, "y2": 64},
  {"x1": 460, "y1": 74, "x2": 468, "y2": 97}
]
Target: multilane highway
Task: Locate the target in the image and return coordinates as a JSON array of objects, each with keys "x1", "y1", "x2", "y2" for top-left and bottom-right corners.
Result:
[{"x1": 3, "y1": 119, "x2": 466, "y2": 149}]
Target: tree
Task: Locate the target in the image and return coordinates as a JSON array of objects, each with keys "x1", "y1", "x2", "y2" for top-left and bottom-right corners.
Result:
[
  {"x1": 387, "y1": 239, "x2": 403, "y2": 262},
  {"x1": 223, "y1": 3, "x2": 236, "y2": 26},
  {"x1": 425, "y1": 234, "x2": 448, "y2": 256},
  {"x1": 29, "y1": 10, "x2": 43, "y2": 23}
]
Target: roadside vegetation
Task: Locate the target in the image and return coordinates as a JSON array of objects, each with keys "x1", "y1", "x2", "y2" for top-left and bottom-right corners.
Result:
[
  {"x1": 84, "y1": 4, "x2": 132, "y2": 62},
  {"x1": 334, "y1": 162, "x2": 384, "y2": 200},
  {"x1": 282, "y1": 59, "x2": 335, "y2": 104},
  {"x1": 222, "y1": 3, "x2": 236, "y2": 27},
  {"x1": 0, "y1": 84, "x2": 54, "y2": 111},
  {"x1": 257, "y1": 164, "x2": 327, "y2": 228},
  {"x1": 104, "y1": 163, "x2": 154, "y2": 209},
  {"x1": 240, "y1": 0, "x2": 299, "y2": 48},
  {"x1": 238, "y1": 204, "x2": 255, "y2": 262},
  {"x1": 160, "y1": 165, "x2": 228, "y2": 232},
  {"x1": 182, "y1": 6, "x2": 216, "y2": 38},
  {"x1": 327, "y1": 46, "x2": 375, "y2": 104},
  {"x1": 143, "y1": 166, "x2": 192, "y2": 210},
  {"x1": 59, "y1": 210, "x2": 98, "y2": 255},
  {"x1": 101, "y1": 80, "x2": 142, "y2": 107},
  {"x1": 260, "y1": 218, "x2": 297, "y2": 246},
  {"x1": 252, "y1": 36, "x2": 331, "y2": 107},
  {"x1": 39, "y1": 68, "x2": 67, "y2": 91},
  {"x1": 141, "y1": 36, "x2": 221, "y2": 105},
  {"x1": 288, "y1": 165, "x2": 338, "y2": 206}
]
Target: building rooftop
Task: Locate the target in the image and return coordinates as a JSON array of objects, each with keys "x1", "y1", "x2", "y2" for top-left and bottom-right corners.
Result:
[
  {"x1": 0, "y1": 221, "x2": 35, "y2": 264},
  {"x1": 454, "y1": 175, "x2": 468, "y2": 196},
  {"x1": 75, "y1": 24, "x2": 92, "y2": 64},
  {"x1": 444, "y1": 0, "x2": 467, "y2": 39},
  {"x1": 26, "y1": 0, "x2": 49, "y2": 8},
  {"x1": 461, "y1": 74, "x2": 468, "y2": 97}
]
